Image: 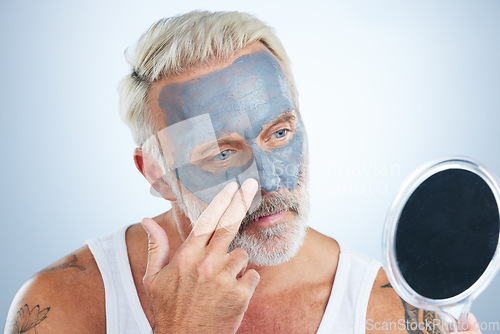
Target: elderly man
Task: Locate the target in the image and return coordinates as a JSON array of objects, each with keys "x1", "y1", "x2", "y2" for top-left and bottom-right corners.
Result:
[{"x1": 6, "y1": 10, "x2": 481, "y2": 334}]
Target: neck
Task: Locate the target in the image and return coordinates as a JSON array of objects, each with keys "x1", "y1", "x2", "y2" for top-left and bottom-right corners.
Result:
[
  {"x1": 155, "y1": 202, "x2": 339, "y2": 296},
  {"x1": 245, "y1": 230, "x2": 325, "y2": 294}
]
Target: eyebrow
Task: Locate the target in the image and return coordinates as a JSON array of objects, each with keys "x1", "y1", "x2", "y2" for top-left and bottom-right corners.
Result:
[{"x1": 262, "y1": 111, "x2": 296, "y2": 132}]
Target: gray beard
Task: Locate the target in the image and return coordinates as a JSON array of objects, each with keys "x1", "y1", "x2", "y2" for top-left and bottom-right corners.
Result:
[
  {"x1": 228, "y1": 213, "x2": 308, "y2": 266},
  {"x1": 228, "y1": 187, "x2": 309, "y2": 266},
  {"x1": 165, "y1": 172, "x2": 309, "y2": 267}
]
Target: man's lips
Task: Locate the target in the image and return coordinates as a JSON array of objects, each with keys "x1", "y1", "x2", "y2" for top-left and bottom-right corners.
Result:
[{"x1": 251, "y1": 210, "x2": 287, "y2": 228}]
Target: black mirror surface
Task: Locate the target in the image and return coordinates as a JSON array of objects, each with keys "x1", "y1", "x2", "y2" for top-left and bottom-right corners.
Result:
[{"x1": 395, "y1": 168, "x2": 500, "y2": 300}]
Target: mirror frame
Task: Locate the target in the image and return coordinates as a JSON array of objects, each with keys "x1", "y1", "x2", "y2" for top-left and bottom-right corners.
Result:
[{"x1": 383, "y1": 156, "x2": 500, "y2": 312}]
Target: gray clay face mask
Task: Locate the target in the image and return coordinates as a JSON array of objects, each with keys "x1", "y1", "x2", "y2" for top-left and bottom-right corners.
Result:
[{"x1": 154, "y1": 48, "x2": 307, "y2": 204}]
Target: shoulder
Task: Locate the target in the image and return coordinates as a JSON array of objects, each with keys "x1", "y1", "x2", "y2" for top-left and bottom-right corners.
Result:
[
  {"x1": 367, "y1": 268, "x2": 405, "y2": 323},
  {"x1": 5, "y1": 245, "x2": 106, "y2": 333},
  {"x1": 366, "y1": 268, "x2": 446, "y2": 334}
]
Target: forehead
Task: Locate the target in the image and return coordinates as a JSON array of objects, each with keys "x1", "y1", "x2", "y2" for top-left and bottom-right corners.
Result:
[{"x1": 157, "y1": 48, "x2": 294, "y2": 138}]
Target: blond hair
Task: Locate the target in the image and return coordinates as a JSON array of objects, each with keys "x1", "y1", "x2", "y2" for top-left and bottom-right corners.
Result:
[{"x1": 118, "y1": 10, "x2": 297, "y2": 153}]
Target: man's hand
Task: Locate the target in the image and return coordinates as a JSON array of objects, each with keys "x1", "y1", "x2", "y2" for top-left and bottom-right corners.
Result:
[
  {"x1": 456, "y1": 312, "x2": 482, "y2": 334},
  {"x1": 141, "y1": 178, "x2": 260, "y2": 334}
]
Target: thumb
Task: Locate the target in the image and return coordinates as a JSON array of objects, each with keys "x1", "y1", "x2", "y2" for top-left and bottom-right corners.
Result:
[
  {"x1": 141, "y1": 217, "x2": 170, "y2": 284},
  {"x1": 458, "y1": 312, "x2": 478, "y2": 332},
  {"x1": 465, "y1": 312, "x2": 478, "y2": 331}
]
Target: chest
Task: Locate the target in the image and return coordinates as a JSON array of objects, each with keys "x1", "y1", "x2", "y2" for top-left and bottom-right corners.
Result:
[
  {"x1": 236, "y1": 284, "x2": 332, "y2": 334},
  {"x1": 136, "y1": 283, "x2": 331, "y2": 334},
  {"x1": 126, "y1": 227, "x2": 337, "y2": 333}
]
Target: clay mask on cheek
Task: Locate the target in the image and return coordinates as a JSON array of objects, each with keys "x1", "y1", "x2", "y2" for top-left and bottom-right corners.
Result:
[
  {"x1": 152, "y1": 113, "x2": 263, "y2": 205},
  {"x1": 155, "y1": 49, "x2": 306, "y2": 204}
]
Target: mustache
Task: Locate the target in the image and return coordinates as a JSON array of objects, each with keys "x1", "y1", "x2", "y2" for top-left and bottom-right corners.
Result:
[{"x1": 239, "y1": 189, "x2": 302, "y2": 231}]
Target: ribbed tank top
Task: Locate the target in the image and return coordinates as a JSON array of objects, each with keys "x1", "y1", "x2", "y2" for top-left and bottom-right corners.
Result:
[{"x1": 86, "y1": 226, "x2": 381, "y2": 334}]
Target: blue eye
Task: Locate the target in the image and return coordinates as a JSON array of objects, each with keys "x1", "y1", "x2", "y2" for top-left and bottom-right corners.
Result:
[
  {"x1": 216, "y1": 150, "x2": 232, "y2": 160},
  {"x1": 272, "y1": 129, "x2": 288, "y2": 139}
]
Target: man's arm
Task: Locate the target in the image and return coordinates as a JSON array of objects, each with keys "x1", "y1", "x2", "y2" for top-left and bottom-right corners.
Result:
[
  {"x1": 379, "y1": 282, "x2": 446, "y2": 334},
  {"x1": 367, "y1": 268, "x2": 481, "y2": 334},
  {"x1": 4, "y1": 246, "x2": 105, "y2": 334}
]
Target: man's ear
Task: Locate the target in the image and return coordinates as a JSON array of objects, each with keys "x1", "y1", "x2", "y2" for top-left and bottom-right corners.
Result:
[{"x1": 133, "y1": 148, "x2": 177, "y2": 201}]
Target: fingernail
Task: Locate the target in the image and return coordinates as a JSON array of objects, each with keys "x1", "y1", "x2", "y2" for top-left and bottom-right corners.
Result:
[
  {"x1": 141, "y1": 218, "x2": 151, "y2": 236},
  {"x1": 225, "y1": 182, "x2": 239, "y2": 193},
  {"x1": 242, "y1": 178, "x2": 258, "y2": 193}
]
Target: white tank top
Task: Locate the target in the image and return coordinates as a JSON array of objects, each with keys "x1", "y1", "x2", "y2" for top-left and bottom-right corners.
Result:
[{"x1": 86, "y1": 226, "x2": 381, "y2": 334}]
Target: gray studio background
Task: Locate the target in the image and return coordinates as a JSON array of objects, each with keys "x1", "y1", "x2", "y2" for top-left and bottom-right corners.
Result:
[{"x1": 1, "y1": 0, "x2": 500, "y2": 332}]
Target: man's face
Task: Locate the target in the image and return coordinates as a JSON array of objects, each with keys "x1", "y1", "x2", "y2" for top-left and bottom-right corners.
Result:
[{"x1": 149, "y1": 44, "x2": 309, "y2": 266}]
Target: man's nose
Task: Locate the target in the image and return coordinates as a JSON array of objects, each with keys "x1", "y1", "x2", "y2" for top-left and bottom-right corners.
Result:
[{"x1": 253, "y1": 150, "x2": 280, "y2": 193}]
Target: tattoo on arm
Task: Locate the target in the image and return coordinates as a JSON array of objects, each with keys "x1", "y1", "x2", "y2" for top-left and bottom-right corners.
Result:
[
  {"x1": 39, "y1": 254, "x2": 86, "y2": 273},
  {"x1": 10, "y1": 304, "x2": 50, "y2": 334},
  {"x1": 382, "y1": 283, "x2": 445, "y2": 334}
]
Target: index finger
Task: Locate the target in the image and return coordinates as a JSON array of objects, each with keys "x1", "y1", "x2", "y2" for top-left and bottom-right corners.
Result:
[
  {"x1": 208, "y1": 178, "x2": 259, "y2": 252},
  {"x1": 186, "y1": 181, "x2": 240, "y2": 246}
]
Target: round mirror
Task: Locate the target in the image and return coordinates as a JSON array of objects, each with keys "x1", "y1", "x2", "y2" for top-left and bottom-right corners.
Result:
[{"x1": 383, "y1": 157, "x2": 500, "y2": 331}]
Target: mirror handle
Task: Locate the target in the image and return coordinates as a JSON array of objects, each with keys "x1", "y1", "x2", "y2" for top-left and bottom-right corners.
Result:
[{"x1": 440, "y1": 297, "x2": 473, "y2": 332}]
